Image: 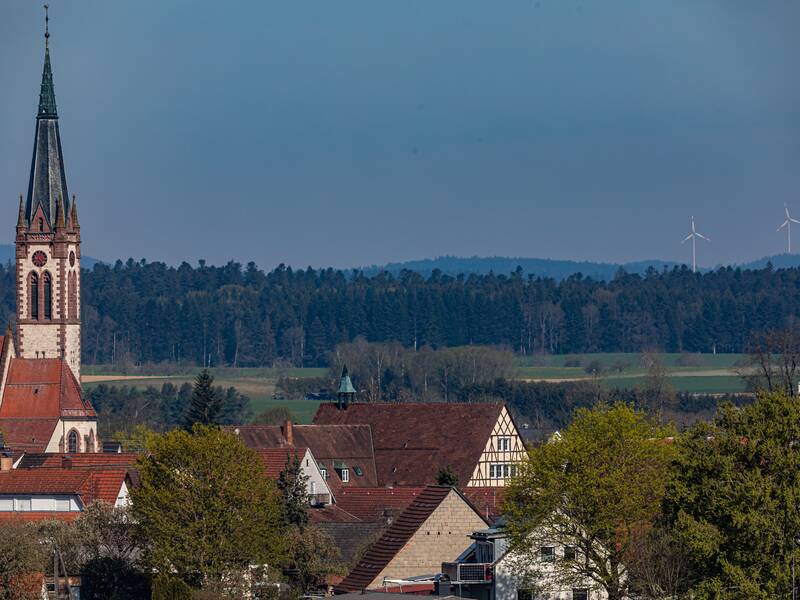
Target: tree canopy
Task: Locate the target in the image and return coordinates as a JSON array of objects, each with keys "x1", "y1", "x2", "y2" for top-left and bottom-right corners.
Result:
[
  {"x1": 666, "y1": 392, "x2": 800, "y2": 599},
  {"x1": 130, "y1": 425, "x2": 286, "y2": 591},
  {"x1": 505, "y1": 403, "x2": 677, "y2": 600}
]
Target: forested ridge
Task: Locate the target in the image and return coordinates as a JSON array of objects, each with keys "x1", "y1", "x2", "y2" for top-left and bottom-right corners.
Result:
[{"x1": 0, "y1": 258, "x2": 796, "y2": 367}]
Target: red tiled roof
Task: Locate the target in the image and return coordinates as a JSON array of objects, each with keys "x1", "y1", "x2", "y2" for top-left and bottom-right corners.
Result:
[
  {"x1": 17, "y1": 452, "x2": 140, "y2": 469},
  {"x1": 0, "y1": 419, "x2": 59, "y2": 452},
  {"x1": 462, "y1": 487, "x2": 507, "y2": 523},
  {"x1": 309, "y1": 504, "x2": 361, "y2": 524},
  {"x1": 0, "y1": 467, "x2": 127, "y2": 505},
  {"x1": 0, "y1": 358, "x2": 95, "y2": 419},
  {"x1": 256, "y1": 447, "x2": 307, "y2": 478},
  {"x1": 335, "y1": 486, "x2": 425, "y2": 523},
  {"x1": 336, "y1": 486, "x2": 486, "y2": 592},
  {"x1": 231, "y1": 424, "x2": 378, "y2": 488},
  {"x1": 314, "y1": 403, "x2": 505, "y2": 487},
  {"x1": 0, "y1": 511, "x2": 80, "y2": 523}
]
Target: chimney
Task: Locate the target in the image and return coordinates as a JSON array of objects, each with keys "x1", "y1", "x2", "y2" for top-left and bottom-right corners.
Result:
[
  {"x1": 0, "y1": 453, "x2": 12, "y2": 472},
  {"x1": 61, "y1": 455, "x2": 72, "y2": 469},
  {"x1": 283, "y1": 421, "x2": 294, "y2": 446}
]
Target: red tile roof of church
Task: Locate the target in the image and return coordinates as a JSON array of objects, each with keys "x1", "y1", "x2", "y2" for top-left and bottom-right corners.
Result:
[
  {"x1": 314, "y1": 402, "x2": 505, "y2": 487},
  {"x1": 0, "y1": 358, "x2": 95, "y2": 419}
]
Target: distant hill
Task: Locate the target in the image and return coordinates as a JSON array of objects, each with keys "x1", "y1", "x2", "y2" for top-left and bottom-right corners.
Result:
[
  {"x1": 361, "y1": 254, "x2": 800, "y2": 281},
  {"x1": 0, "y1": 244, "x2": 102, "y2": 269}
]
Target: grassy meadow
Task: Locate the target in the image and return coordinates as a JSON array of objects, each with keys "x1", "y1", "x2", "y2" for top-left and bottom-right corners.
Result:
[{"x1": 516, "y1": 352, "x2": 749, "y2": 393}]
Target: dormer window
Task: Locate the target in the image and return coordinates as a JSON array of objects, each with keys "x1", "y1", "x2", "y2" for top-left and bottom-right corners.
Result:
[
  {"x1": 353, "y1": 466, "x2": 364, "y2": 477},
  {"x1": 341, "y1": 468, "x2": 350, "y2": 483},
  {"x1": 320, "y1": 468, "x2": 327, "y2": 480}
]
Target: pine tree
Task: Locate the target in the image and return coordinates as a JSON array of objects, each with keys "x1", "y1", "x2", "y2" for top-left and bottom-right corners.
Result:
[
  {"x1": 278, "y1": 454, "x2": 310, "y2": 528},
  {"x1": 183, "y1": 369, "x2": 223, "y2": 429}
]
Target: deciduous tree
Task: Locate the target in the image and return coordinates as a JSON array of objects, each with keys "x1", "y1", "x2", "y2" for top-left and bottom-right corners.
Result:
[
  {"x1": 505, "y1": 403, "x2": 676, "y2": 600},
  {"x1": 130, "y1": 425, "x2": 286, "y2": 592}
]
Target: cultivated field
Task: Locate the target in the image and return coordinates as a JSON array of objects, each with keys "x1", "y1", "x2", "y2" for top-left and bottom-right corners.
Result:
[{"x1": 516, "y1": 353, "x2": 749, "y2": 393}]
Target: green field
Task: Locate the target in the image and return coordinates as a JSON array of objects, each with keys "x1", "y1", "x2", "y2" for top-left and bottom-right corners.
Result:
[
  {"x1": 515, "y1": 353, "x2": 749, "y2": 394},
  {"x1": 81, "y1": 367, "x2": 328, "y2": 423}
]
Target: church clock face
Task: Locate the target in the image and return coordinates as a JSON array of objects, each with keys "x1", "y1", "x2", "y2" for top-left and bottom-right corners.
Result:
[{"x1": 32, "y1": 251, "x2": 47, "y2": 267}]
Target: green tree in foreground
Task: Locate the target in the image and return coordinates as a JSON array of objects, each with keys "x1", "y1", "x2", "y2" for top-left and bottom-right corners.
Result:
[
  {"x1": 666, "y1": 392, "x2": 800, "y2": 599},
  {"x1": 278, "y1": 453, "x2": 310, "y2": 529},
  {"x1": 0, "y1": 522, "x2": 46, "y2": 600},
  {"x1": 184, "y1": 370, "x2": 223, "y2": 428},
  {"x1": 505, "y1": 403, "x2": 676, "y2": 600},
  {"x1": 131, "y1": 425, "x2": 286, "y2": 592}
]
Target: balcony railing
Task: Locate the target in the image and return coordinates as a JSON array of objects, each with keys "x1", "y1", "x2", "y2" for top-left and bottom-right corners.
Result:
[{"x1": 442, "y1": 562, "x2": 493, "y2": 583}]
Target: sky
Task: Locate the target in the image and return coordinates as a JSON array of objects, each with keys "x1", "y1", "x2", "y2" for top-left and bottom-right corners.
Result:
[{"x1": 1, "y1": 1, "x2": 798, "y2": 270}]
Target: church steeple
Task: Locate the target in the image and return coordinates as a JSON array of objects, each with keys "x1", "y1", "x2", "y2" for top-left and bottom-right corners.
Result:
[
  {"x1": 37, "y1": 6, "x2": 57, "y2": 120},
  {"x1": 25, "y1": 4, "x2": 69, "y2": 228},
  {"x1": 16, "y1": 5, "x2": 83, "y2": 382}
]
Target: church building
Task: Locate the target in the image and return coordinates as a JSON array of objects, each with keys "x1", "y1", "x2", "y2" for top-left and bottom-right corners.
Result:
[{"x1": 0, "y1": 17, "x2": 99, "y2": 453}]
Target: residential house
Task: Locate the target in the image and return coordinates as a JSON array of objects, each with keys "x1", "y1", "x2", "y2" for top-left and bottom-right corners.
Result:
[
  {"x1": 336, "y1": 485, "x2": 489, "y2": 592},
  {"x1": 442, "y1": 521, "x2": 608, "y2": 600},
  {"x1": 313, "y1": 402, "x2": 526, "y2": 487},
  {"x1": 231, "y1": 421, "x2": 378, "y2": 493},
  {"x1": 0, "y1": 461, "x2": 131, "y2": 522},
  {"x1": 256, "y1": 446, "x2": 333, "y2": 505}
]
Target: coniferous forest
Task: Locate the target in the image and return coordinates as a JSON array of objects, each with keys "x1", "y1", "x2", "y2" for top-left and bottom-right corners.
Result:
[{"x1": 0, "y1": 258, "x2": 796, "y2": 367}]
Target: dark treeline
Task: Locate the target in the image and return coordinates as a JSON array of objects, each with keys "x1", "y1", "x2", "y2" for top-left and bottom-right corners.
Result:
[{"x1": 0, "y1": 259, "x2": 798, "y2": 366}]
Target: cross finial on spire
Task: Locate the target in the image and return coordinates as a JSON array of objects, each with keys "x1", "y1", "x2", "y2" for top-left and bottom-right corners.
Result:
[{"x1": 44, "y1": 5, "x2": 49, "y2": 48}]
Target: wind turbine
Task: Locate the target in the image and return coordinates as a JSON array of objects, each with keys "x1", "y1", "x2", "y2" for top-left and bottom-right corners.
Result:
[
  {"x1": 682, "y1": 216, "x2": 709, "y2": 273},
  {"x1": 777, "y1": 204, "x2": 800, "y2": 254}
]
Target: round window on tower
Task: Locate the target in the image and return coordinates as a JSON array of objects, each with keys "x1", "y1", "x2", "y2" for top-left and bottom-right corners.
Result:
[
  {"x1": 32, "y1": 251, "x2": 47, "y2": 267},
  {"x1": 69, "y1": 251, "x2": 75, "y2": 267}
]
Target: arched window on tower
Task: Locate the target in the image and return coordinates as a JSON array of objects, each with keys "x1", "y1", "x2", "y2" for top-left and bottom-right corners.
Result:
[
  {"x1": 67, "y1": 430, "x2": 78, "y2": 453},
  {"x1": 29, "y1": 272, "x2": 39, "y2": 320},
  {"x1": 43, "y1": 272, "x2": 52, "y2": 320},
  {"x1": 38, "y1": 217, "x2": 44, "y2": 232}
]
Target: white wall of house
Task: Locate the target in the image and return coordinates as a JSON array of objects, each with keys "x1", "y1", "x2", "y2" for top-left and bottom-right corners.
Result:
[
  {"x1": 300, "y1": 448, "x2": 333, "y2": 503},
  {"x1": 495, "y1": 542, "x2": 608, "y2": 600}
]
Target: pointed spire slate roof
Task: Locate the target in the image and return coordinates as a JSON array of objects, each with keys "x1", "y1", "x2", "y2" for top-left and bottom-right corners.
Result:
[
  {"x1": 337, "y1": 365, "x2": 356, "y2": 395},
  {"x1": 26, "y1": 7, "x2": 69, "y2": 228}
]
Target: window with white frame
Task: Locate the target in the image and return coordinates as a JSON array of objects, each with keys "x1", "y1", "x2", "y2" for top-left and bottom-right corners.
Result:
[
  {"x1": 15, "y1": 497, "x2": 32, "y2": 512},
  {"x1": 498, "y1": 437, "x2": 511, "y2": 451},
  {"x1": 341, "y1": 468, "x2": 350, "y2": 483},
  {"x1": 540, "y1": 546, "x2": 556, "y2": 563},
  {"x1": 320, "y1": 468, "x2": 327, "y2": 480}
]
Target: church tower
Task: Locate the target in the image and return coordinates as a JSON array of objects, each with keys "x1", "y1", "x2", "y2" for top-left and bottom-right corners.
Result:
[{"x1": 15, "y1": 9, "x2": 81, "y2": 381}]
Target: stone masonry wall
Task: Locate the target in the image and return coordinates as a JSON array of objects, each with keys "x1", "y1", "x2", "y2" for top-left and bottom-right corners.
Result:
[{"x1": 370, "y1": 490, "x2": 487, "y2": 587}]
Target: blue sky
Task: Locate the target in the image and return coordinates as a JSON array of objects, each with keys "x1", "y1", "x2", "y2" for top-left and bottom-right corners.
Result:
[{"x1": 1, "y1": 1, "x2": 798, "y2": 269}]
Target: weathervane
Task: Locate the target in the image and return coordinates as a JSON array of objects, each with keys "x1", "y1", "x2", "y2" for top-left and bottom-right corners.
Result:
[{"x1": 44, "y1": 4, "x2": 50, "y2": 48}]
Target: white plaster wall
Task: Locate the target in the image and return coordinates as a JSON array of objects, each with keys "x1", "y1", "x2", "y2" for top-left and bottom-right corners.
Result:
[
  {"x1": 300, "y1": 449, "x2": 333, "y2": 502},
  {"x1": 495, "y1": 544, "x2": 608, "y2": 600},
  {"x1": 115, "y1": 481, "x2": 130, "y2": 507},
  {"x1": 45, "y1": 419, "x2": 99, "y2": 453}
]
